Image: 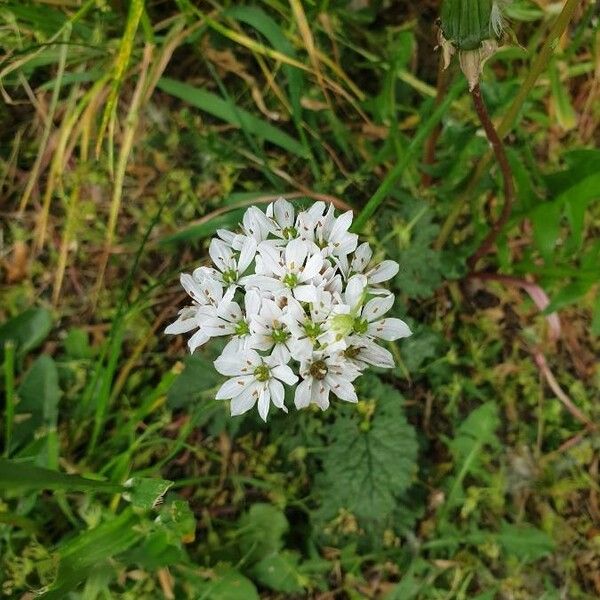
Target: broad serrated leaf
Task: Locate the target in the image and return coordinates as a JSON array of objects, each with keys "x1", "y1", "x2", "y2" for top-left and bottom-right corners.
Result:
[
  {"x1": 123, "y1": 477, "x2": 174, "y2": 510},
  {"x1": 155, "y1": 498, "x2": 196, "y2": 543},
  {"x1": 315, "y1": 376, "x2": 417, "y2": 524}
]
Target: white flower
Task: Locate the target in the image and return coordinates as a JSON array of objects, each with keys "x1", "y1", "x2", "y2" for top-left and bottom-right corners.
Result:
[
  {"x1": 166, "y1": 198, "x2": 414, "y2": 420},
  {"x1": 217, "y1": 206, "x2": 272, "y2": 251},
  {"x1": 203, "y1": 237, "x2": 257, "y2": 289},
  {"x1": 214, "y1": 347, "x2": 297, "y2": 421},
  {"x1": 343, "y1": 335, "x2": 395, "y2": 369},
  {"x1": 340, "y1": 241, "x2": 400, "y2": 288},
  {"x1": 313, "y1": 204, "x2": 358, "y2": 258},
  {"x1": 294, "y1": 352, "x2": 361, "y2": 411},
  {"x1": 242, "y1": 238, "x2": 323, "y2": 303},
  {"x1": 265, "y1": 197, "x2": 300, "y2": 242},
  {"x1": 165, "y1": 271, "x2": 234, "y2": 353},
  {"x1": 201, "y1": 289, "x2": 261, "y2": 354}
]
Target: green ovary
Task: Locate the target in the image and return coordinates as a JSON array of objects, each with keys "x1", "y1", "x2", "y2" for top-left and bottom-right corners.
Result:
[{"x1": 254, "y1": 364, "x2": 270, "y2": 382}]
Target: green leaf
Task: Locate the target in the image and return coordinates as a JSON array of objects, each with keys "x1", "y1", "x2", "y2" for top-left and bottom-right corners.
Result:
[
  {"x1": 249, "y1": 550, "x2": 306, "y2": 594},
  {"x1": 159, "y1": 208, "x2": 246, "y2": 246},
  {"x1": 157, "y1": 77, "x2": 308, "y2": 158},
  {"x1": 0, "y1": 458, "x2": 121, "y2": 493},
  {"x1": 155, "y1": 498, "x2": 196, "y2": 543},
  {"x1": 315, "y1": 375, "x2": 418, "y2": 524},
  {"x1": 11, "y1": 355, "x2": 60, "y2": 458},
  {"x1": 63, "y1": 328, "x2": 93, "y2": 359},
  {"x1": 41, "y1": 509, "x2": 141, "y2": 599},
  {"x1": 531, "y1": 201, "x2": 561, "y2": 262},
  {"x1": 123, "y1": 477, "x2": 174, "y2": 510},
  {"x1": 197, "y1": 566, "x2": 260, "y2": 600},
  {"x1": 237, "y1": 504, "x2": 288, "y2": 563},
  {"x1": 496, "y1": 523, "x2": 554, "y2": 561},
  {"x1": 442, "y1": 402, "x2": 500, "y2": 514},
  {"x1": 544, "y1": 280, "x2": 592, "y2": 314},
  {"x1": 549, "y1": 59, "x2": 576, "y2": 131},
  {"x1": 167, "y1": 354, "x2": 223, "y2": 408},
  {"x1": 0, "y1": 308, "x2": 53, "y2": 358},
  {"x1": 223, "y1": 6, "x2": 303, "y2": 116}
]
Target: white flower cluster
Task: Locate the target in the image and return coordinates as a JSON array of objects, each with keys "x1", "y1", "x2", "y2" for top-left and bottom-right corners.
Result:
[{"x1": 166, "y1": 199, "x2": 412, "y2": 421}]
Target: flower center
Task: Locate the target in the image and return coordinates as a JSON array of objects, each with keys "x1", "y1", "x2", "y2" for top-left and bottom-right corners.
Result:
[
  {"x1": 271, "y1": 325, "x2": 289, "y2": 344},
  {"x1": 282, "y1": 226, "x2": 297, "y2": 240},
  {"x1": 344, "y1": 346, "x2": 361, "y2": 359},
  {"x1": 353, "y1": 317, "x2": 369, "y2": 335},
  {"x1": 303, "y1": 320, "x2": 321, "y2": 340},
  {"x1": 234, "y1": 320, "x2": 250, "y2": 336},
  {"x1": 222, "y1": 268, "x2": 238, "y2": 284},
  {"x1": 309, "y1": 359, "x2": 328, "y2": 380},
  {"x1": 254, "y1": 364, "x2": 270, "y2": 382},
  {"x1": 282, "y1": 273, "x2": 298, "y2": 288}
]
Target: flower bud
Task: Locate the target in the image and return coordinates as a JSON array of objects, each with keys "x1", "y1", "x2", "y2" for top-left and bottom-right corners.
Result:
[{"x1": 439, "y1": 0, "x2": 507, "y2": 90}]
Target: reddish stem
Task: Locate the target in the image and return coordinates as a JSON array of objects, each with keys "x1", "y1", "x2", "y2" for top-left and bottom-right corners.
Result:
[{"x1": 467, "y1": 84, "x2": 515, "y2": 270}]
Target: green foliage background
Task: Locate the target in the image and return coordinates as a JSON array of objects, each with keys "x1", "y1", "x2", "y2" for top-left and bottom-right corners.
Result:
[{"x1": 1, "y1": 1, "x2": 599, "y2": 598}]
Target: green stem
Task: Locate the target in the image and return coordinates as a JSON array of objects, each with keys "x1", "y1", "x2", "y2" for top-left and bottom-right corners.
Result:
[
  {"x1": 351, "y1": 80, "x2": 465, "y2": 233},
  {"x1": 434, "y1": 0, "x2": 581, "y2": 250}
]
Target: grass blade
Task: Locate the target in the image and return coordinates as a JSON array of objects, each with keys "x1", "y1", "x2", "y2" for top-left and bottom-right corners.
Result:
[{"x1": 157, "y1": 77, "x2": 309, "y2": 158}]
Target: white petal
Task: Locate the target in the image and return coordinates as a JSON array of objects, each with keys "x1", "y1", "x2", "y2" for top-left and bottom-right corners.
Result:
[
  {"x1": 257, "y1": 386, "x2": 271, "y2": 421},
  {"x1": 188, "y1": 329, "x2": 209, "y2": 353},
  {"x1": 359, "y1": 339, "x2": 395, "y2": 369},
  {"x1": 257, "y1": 242, "x2": 284, "y2": 276},
  {"x1": 273, "y1": 197, "x2": 295, "y2": 228},
  {"x1": 293, "y1": 284, "x2": 319, "y2": 303},
  {"x1": 299, "y1": 252, "x2": 323, "y2": 281},
  {"x1": 368, "y1": 260, "x2": 399, "y2": 284},
  {"x1": 217, "y1": 229, "x2": 236, "y2": 245},
  {"x1": 272, "y1": 364, "x2": 298, "y2": 386},
  {"x1": 202, "y1": 317, "x2": 236, "y2": 337},
  {"x1": 294, "y1": 378, "x2": 312, "y2": 409},
  {"x1": 230, "y1": 382, "x2": 260, "y2": 415},
  {"x1": 367, "y1": 318, "x2": 412, "y2": 341},
  {"x1": 306, "y1": 201, "x2": 326, "y2": 220},
  {"x1": 327, "y1": 374, "x2": 358, "y2": 403},
  {"x1": 165, "y1": 310, "x2": 198, "y2": 334},
  {"x1": 237, "y1": 237, "x2": 257, "y2": 275},
  {"x1": 313, "y1": 381, "x2": 330, "y2": 410},
  {"x1": 239, "y1": 274, "x2": 283, "y2": 293},
  {"x1": 214, "y1": 348, "x2": 252, "y2": 376},
  {"x1": 351, "y1": 242, "x2": 372, "y2": 273},
  {"x1": 344, "y1": 274, "x2": 367, "y2": 309},
  {"x1": 269, "y1": 379, "x2": 286, "y2": 410},
  {"x1": 330, "y1": 210, "x2": 353, "y2": 240},
  {"x1": 217, "y1": 301, "x2": 242, "y2": 322},
  {"x1": 244, "y1": 289, "x2": 262, "y2": 316},
  {"x1": 216, "y1": 375, "x2": 253, "y2": 399},
  {"x1": 285, "y1": 238, "x2": 308, "y2": 272},
  {"x1": 180, "y1": 273, "x2": 204, "y2": 303},
  {"x1": 209, "y1": 238, "x2": 232, "y2": 273},
  {"x1": 362, "y1": 294, "x2": 394, "y2": 323}
]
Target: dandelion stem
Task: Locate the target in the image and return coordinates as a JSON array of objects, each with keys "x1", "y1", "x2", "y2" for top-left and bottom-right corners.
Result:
[
  {"x1": 435, "y1": 0, "x2": 581, "y2": 250},
  {"x1": 467, "y1": 84, "x2": 515, "y2": 269}
]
